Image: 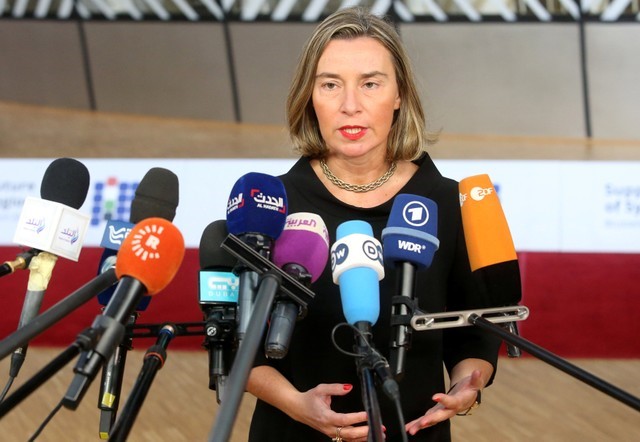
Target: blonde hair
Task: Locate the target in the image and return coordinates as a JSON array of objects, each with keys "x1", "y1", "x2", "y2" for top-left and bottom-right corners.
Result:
[{"x1": 286, "y1": 7, "x2": 436, "y2": 161}]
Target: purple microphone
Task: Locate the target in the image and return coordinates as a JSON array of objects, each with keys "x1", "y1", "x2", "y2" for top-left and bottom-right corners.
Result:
[{"x1": 265, "y1": 212, "x2": 329, "y2": 359}]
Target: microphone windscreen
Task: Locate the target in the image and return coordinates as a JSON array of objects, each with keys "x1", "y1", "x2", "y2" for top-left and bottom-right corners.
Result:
[
  {"x1": 459, "y1": 174, "x2": 517, "y2": 271},
  {"x1": 226, "y1": 172, "x2": 287, "y2": 240},
  {"x1": 382, "y1": 194, "x2": 439, "y2": 268},
  {"x1": 130, "y1": 167, "x2": 179, "y2": 223},
  {"x1": 272, "y1": 212, "x2": 330, "y2": 282},
  {"x1": 40, "y1": 157, "x2": 90, "y2": 209},
  {"x1": 332, "y1": 220, "x2": 384, "y2": 325},
  {"x1": 199, "y1": 220, "x2": 237, "y2": 270},
  {"x1": 115, "y1": 217, "x2": 185, "y2": 295}
]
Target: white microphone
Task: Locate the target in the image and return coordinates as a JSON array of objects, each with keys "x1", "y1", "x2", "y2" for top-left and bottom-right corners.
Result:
[{"x1": 9, "y1": 158, "x2": 90, "y2": 380}]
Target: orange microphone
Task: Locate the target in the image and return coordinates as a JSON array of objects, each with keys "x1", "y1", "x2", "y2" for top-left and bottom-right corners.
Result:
[
  {"x1": 459, "y1": 174, "x2": 522, "y2": 357},
  {"x1": 459, "y1": 174, "x2": 517, "y2": 271},
  {"x1": 63, "y1": 217, "x2": 185, "y2": 409},
  {"x1": 115, "y1": 217, "x2": 185, "y2": 296}
]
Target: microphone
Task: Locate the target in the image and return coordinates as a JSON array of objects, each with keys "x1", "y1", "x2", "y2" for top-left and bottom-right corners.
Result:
[
  {"x1": 459, "y1": 174, "x2": 523, "y2": 357},
  {"x1": 265, "y1": 212, "x2": 329, "y2": 359},
  {"x1": 62, "y1": 217, "x2": 185, "y2": 410},
  {"x1": 381, "y1": 194, "x2": 439, "y2": 380},
  {"x1": 198, "y1": 220, "x2": 239, "y2": 404},
  {"x1": 331, "y1": 220, "x2": 398, "y2": 401},
  {"x1": 97, "y1": 166, "x2": 180, "y2": 307},
  {"x1": 5, "y1": 157, "x2": 89, "y2": 276},
  {"x1": 226, "y1": 172, "x2": 287, "y2": 343},
  {"x1": 9, "y1": 158, "x2": 90, "y2": 380},
  {"x1": 96, "y1": 167, "x2": 179, "y2": 438}
]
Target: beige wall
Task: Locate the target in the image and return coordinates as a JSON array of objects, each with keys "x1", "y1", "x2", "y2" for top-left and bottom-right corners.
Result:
[{"x1": 0, "y1": 20, "x2": 638, "y2": 139}]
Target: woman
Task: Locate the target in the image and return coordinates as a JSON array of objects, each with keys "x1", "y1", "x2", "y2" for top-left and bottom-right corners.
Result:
[{"x1": 246, "y1": 7, "x2": 501, "y2": 441}]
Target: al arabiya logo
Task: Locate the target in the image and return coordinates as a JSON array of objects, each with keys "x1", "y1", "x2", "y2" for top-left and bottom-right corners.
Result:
[
  {"x1": 402, "y1": 201, "x2": 429, "y2": 227},
  {"x1": 130, "y1": 224, "x2": 164, "y2": 261}
]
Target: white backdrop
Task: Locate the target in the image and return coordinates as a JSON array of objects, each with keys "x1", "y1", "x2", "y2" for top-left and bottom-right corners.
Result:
[{"x1": 1, "y1": 158, "x2": 639, "y2": 252}]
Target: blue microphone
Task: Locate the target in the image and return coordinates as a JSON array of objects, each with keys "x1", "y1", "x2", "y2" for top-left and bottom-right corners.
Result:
[
  {"x1": 331, "y1": 220, "x2": 399, "y2": 404},
  {"x1": 226, "y1": 172, "x2": 287, "y2": 342},
  {"x1": 331, "y1": 220, "x2": 384, "y2": 325},
  {"x1": 381, "y1": 194, "x2": 439, "y2": 380},
  {"x1": 226, "y1": 172, "x2": 287, "y2": 241}
]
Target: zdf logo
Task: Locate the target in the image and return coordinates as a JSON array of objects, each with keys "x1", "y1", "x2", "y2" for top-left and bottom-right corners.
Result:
[{"x1": 470, "y1": 186, "x2": 494, "y2": 201}]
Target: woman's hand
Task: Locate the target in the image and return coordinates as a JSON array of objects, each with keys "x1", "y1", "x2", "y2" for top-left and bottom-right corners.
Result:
[
  {"x1": 289, "y1": 383, "x2": 377, "y2": 441},
  {"x1": 404, "y1": 369, "x2": 484, "y2": 436}
]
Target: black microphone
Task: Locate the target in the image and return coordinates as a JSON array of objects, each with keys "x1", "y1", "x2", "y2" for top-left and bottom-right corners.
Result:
[
  {"x1": 62, "y1": 217, "x2": 185, "y2": 410},
  {"x1": 265, "y1": 212, "x2": 329, "y2": 359},
  {"x1": 96, "y1": 167, "x2": 179, "y2": 437},
  {"x1": 225, "y1": 172, "x2": 287, "y2": 344},
  {"x1": 9, "y1": 158, "x2": 90, "y2": 380},
  {"x1": 198, "y1": 220, "x2": 239, "y2": 404},
  {"x1": 381, "y1": 194, "x2": 440, "y2": 380}
]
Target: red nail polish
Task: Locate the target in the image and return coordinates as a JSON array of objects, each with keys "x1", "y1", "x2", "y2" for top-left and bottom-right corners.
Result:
[{"x1": 343, "y1": 384, "x2": 353, "y2": 391}]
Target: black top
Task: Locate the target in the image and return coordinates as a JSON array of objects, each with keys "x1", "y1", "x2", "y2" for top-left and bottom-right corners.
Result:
[{"x1": 249, "y1": 154, "x2": 501, "y2": 441}]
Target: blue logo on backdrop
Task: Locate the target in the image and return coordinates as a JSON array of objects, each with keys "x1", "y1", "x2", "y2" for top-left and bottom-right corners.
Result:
[{"x1": 91, "y1": 177, "x2": 138, "y2": 226}]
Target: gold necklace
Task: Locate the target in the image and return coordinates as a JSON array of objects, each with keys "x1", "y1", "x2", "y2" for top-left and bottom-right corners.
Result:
[{"x1": 320, "y1": 159, "x2": 397, "y2": 193}]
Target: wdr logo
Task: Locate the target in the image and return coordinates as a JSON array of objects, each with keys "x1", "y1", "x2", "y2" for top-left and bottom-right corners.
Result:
[
  {"x1": 397, "y1": 240, "x2": 425, "y2": 253},
  {"x1": 91, "y1": 177, "x2": 138, "y2": 226}
]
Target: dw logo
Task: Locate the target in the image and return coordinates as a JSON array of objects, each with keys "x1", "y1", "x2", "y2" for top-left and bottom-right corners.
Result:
[{"x1": 331, "y1": 243, "x2": 349, "y2": 271}]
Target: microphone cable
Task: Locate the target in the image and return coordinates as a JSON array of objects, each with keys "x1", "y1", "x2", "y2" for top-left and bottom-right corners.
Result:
[
  {"x1": 330, "y1": 323, "x2": 407, "y2": 442},
  {"x1": 0, "y1": 377, "x2": 14, "y2": 403},
  {"x1": 28, "y1": 398, "x2": 64, "y2": 441}
]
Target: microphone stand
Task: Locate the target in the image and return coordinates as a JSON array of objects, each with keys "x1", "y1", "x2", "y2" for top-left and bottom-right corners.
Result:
[
  {"x1": 209, "y1": 271, "x2": 282, "y2": 442},
  {"x1": 0, "y1": 268, "x2": 118, "y2": 361},
  {"x1": 0, "y1": 327, "x2": 99, "y2": 418},
  {"x1": 203, "y1": 305, "x2": 237, "y2": 404},
  {"x1": 468, "y1": 314, "x2": 640, "y2": 412},
  {"x1": 208, "y1": 234, "x2": 315, "y2": 442},
  {"x1": 411, "y1": 307, "x2": 640, "y2": 413},
  {"x1": 0, "y1": 248, "x2": 37, "y2": 278},
  {"x1": 98, "y1": 313, "x2": 137, "y2": 438},
  {"x1": 108, "y1": 324, "x2": 177, "y2": 441},
  {"x1": 353, "y1": 321, "x2": 385, "y2": 442}
]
